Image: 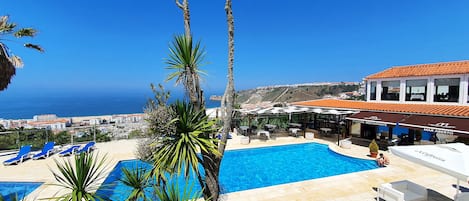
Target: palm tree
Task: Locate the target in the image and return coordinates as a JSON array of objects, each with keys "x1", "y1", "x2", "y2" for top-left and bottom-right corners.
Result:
[
  {"x1": 165, "y1": 35, "x2": 206, "y2": 111},
  {"x1": 48, "y1": 153, "x2": 109, "y2": 201},
  {"x1": 151, "y1": 100, "x2": 219, "y2": 197},
  {"x1": 0, "y1": 15, "x2": 43, "y2": 91}
]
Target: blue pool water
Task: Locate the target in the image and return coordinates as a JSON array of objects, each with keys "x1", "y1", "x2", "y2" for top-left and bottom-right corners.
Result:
[
  {"x1": 0, "y1": 182, "x2": 43, "y2": 201},
  {"x1": 97, "y1": 143, "x2": 377, "y2": 199}
]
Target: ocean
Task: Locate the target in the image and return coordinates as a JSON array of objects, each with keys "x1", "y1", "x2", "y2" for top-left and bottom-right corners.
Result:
[{"x1": 0, "y1": 91, "x2": 221, "y2": 119}]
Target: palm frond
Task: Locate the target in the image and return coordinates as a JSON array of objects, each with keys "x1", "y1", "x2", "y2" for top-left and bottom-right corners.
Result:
[
  {"x1": 153, "y1": 181, "x2": 203, "y2": 201},
  {"x1": 119, "y1": 165, "x2": 150, "y2": 201},
  {"x1": 14, "y1": 28, "x2": 37, "y2": 37},
  {"x1": 24, "y1": 43, "x2": 44, "y2": 52},
  {"x1": 151, "y1": 101, "x2": 219, "y2": 180},
  {"x1": 164, "y1": 34, "x2": 206, "y2": 86},
  {"x1": 47, "y1": 153, "x2": 109, "y2": 201},
  {"x1": 0, "y1": 43, "x2": 16, "y2": 91}
]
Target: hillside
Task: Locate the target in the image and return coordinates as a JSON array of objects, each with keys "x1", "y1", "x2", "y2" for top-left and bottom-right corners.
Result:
[{"x1": 236, "y1": 82, "x2": 362, "y2": 106}]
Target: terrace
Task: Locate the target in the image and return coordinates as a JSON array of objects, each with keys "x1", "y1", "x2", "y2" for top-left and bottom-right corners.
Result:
[{"x1": 0, "y1": 135, "x2": 466, "y2": 200}]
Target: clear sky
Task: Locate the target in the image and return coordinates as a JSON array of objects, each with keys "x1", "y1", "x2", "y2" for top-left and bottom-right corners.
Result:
[{"x1": 2, "y1": 0, "x2": 469, "y2": 96}]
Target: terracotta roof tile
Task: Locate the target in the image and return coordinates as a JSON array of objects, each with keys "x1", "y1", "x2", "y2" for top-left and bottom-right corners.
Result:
[
  {"x1": 293, "y1": 99, "x2": 469, "y2": 117},
  {"x1": 366, "y1": 60, "x2": 469, "y2": 79}
]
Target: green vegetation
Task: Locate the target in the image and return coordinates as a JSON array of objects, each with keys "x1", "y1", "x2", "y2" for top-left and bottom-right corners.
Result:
[
  {"x1": 236, "y1": 84, "x2": 360, "y2": 104},
  {"x1": 48, "y1": 153, "x2": 109, "y2": 201},
  {"x1": 0, "y1": 15, "x2": 43, "y2": 91},
  {"x1": 119, "y1": 165, "x2": 151, "y2": 201},
  {"x1": 0, "y1": 129, "x2": 110, "y2": 151},
  {"x1": 369, "y1": 139, "x2": 379, "y2": 153},
  {"x1": 151, "y1": 101, "x2": 219, "y2": 184}
]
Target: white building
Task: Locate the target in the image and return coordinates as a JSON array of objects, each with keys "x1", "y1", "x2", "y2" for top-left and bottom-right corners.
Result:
[{"x1": 365, "y1": 60, "x2": 469, "y2": 105}]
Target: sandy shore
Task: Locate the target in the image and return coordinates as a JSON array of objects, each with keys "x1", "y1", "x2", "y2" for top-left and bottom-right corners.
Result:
[{"x1": 0, "y1": 136, "x2": 467, "y2": 201}]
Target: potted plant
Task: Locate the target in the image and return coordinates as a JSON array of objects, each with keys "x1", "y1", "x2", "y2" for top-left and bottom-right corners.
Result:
[{"x1": 369, "y1": 139, "x2": 379, "y2": 158}]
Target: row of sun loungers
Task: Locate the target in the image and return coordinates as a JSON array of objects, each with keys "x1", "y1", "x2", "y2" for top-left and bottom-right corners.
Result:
[{"x1": 3, "y1": 141, "x2": 96, "y2": 166}]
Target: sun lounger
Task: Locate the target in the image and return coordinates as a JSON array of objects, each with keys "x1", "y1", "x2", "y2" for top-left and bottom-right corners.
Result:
[
  {"x1": 377, "y1": 180, "x2": 427, "y2": 201},
  {"x1": 3, "y1": 145, "x2": 32, "y2": 165},
  {"x1": 75, "y1": 141, "x2": 96, "y2": 154},
  {"x1": 58, "y1": 145, "x2": 81, "y2": 157},
  {"x1": 32, "y1": 142, "x2": 56, "y2": 160}
]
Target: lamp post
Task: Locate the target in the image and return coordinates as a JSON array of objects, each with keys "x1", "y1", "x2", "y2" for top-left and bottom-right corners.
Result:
[{"x1": 338, "y1": 120, "x2": 345, "y2": 146}]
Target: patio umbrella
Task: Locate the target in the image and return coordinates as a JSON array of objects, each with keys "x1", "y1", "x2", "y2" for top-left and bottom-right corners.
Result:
[{"x1": 389, "y1": 143, "x2": 469, "y2": 194}]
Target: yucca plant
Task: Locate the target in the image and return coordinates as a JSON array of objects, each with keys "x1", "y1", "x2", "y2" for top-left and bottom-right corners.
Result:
[
  {"x1": 151, "y1": 101, "x2": 219, "y2": 181},
  {"x1": 153, "y1": 181, "x2": 203, "y2": 201},
  {"x1": 47, "y1": 153, "x2": 109, "y2": 201},
  {"x1": 119, "y1": 166, "x2": 151, "y2": 201},
  {"x1": 165, "y1": 34, "x2": 206, "y2": 110}
]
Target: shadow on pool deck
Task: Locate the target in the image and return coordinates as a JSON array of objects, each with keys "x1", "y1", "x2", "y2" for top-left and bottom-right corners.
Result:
[{"x1": 372, "y1": 187, "x2": 452, "y2": 201}]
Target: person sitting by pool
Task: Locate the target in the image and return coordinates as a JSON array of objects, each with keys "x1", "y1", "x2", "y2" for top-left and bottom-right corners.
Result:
[{"x1": 376, "y1": 153, "x2": 390, "y2": 167}]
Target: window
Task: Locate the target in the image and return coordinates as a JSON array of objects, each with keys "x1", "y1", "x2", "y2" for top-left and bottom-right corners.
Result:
[
  {"x1": 405, "y1": 79, "x2": 427, "y2": 101},
  {"x1": 381, "y1": 81, "x2": 400, "y2": 101},
  {"x1": 434, "y1": 78, "x2": 460, "y2": 102},
  {"x1": 370, "y1": 81, "x2": 377, "y2": 100}
]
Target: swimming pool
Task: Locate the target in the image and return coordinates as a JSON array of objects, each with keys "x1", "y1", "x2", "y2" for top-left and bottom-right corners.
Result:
[
  {"x1": 97, "y1": 143, "x2": 377, "y2": 199},
  {"x1": 0, "y1": 182, "x2": 43, "y2": 201}
]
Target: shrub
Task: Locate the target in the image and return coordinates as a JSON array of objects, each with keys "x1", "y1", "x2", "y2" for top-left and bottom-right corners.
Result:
[{"x1": 369, "y1": 139, "x2": 379, "y2": 153}]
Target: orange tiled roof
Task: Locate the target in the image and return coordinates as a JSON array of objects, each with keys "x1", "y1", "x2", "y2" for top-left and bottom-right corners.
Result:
[
  {"x1": 293, "y1": 99, "x2": 469, "y2": 117},
  {"x1": 366, "y1": 60, "x2": 469, "y2": 79}
]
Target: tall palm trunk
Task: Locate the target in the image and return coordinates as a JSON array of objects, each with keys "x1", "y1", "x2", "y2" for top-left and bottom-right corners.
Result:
[
  {"x1": 202, "y1": 1, "x2": 235, "y2": 200},
  {"x1": 175, "y1": 0, "x2": 191, "y2": 39},
  {"x1": 176, "y1": 0, "x2": 205, "y2": 111}
]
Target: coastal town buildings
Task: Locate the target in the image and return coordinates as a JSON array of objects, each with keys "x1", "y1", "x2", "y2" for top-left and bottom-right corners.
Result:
[{"x1": 294, "y1": 60, "x2": 469, "y2": 149}]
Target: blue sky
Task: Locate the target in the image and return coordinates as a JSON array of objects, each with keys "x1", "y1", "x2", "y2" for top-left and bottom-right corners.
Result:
[{"x1": 2, "y1": 0, "x2": 469, "y2": 96}]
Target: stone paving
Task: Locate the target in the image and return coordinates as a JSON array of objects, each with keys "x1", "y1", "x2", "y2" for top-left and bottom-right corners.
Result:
[{"x1": 0, "y1": 134, "x2": 467, "y2": 201}]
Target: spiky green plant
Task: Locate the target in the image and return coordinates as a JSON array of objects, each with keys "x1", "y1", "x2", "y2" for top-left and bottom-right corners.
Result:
[
  {"x1": 151, "y1": 101, "x2": 219, "y2": 185},
  {"x1": 153, "y1": 181, "x2": 203, "y2": 201},
  {"x1": 165, "y1": 34, "x2": 206, "y2": 109},
  {"x1": 119, "y1": 166, "x2": 151, "y2": 201},
  {"x1": 47, "y1": 153, "x2": 109, "y2": 201}
]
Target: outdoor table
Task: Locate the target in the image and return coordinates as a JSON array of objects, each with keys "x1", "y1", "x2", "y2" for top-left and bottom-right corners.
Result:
[
  {"x1": 320, "y1": 127, "x2": 332, "y2": 136},
  {"x1": 289, "y1": 128, "x2": 302, "y2": 137},
  {"x1": 239, "y1": 126, "x2": 249, "y2": 135}
]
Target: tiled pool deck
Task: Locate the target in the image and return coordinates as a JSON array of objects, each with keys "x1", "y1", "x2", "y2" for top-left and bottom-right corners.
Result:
[{"x1": 0, "y1": 135, "x2": 466, "y2": 201}]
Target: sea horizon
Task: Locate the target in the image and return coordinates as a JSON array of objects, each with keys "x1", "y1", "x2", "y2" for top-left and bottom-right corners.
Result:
[{"x1": 0, "y1": 90, "x2": 221, "y2": 120}]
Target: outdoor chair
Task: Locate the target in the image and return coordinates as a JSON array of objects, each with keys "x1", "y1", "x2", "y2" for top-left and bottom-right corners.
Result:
[
  {"x1": 32, "y1": 142, "x2": 56, "y2": 160},
  {"x1": 3, "y1": 145, "x2": 32, "y2": 165},
  {"x1": 58, "y1": 145, "x2": 81, "y2": 157},
  {"x1": 75, "y1": 141, "x2": 96, "y2": 154},
  {"x1": 377, "y1": 180, "x2": 427, "y2": 201}
]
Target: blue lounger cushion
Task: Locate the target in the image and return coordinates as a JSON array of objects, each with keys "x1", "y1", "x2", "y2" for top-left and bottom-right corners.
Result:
[
  {"x1": 3, "y1": 145, "x2": 32, "y2": 165},
  {"x1": 75, "y1": 141, "x2": 96, "y2": 154},
  {"x1": 33, "y1": 142, "x2": 56, "y2": 160},
  {"x1": 58, "y1": 145, "x2": 81, "y2": 157}
]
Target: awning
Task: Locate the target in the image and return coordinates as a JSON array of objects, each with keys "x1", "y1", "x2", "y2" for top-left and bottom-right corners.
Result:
[
  {"x1": 400, "y1": 115, "x2": 469, "y2": 135},
  {"x1": 346, "y1": 111, "x2": 408, "y2": 126}
]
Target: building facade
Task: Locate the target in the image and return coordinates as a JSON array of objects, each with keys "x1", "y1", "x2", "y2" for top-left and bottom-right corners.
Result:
[{"x1": 294, "y1": 60, "x2": 469, "y2": 149}]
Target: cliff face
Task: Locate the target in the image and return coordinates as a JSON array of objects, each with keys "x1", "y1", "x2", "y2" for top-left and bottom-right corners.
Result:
[{"x1": 236, "y1": 83, "x2": 361, "y2": 105}]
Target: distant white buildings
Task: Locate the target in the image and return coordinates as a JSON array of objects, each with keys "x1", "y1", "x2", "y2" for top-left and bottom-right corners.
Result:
[{"x1": 0, "y1": 113, "x2": 146, "y2": 132}]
